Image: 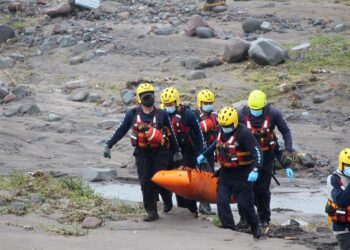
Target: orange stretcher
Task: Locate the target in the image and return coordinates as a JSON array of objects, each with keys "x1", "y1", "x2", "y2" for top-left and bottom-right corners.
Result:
[{"x1": 151, "y1": 168, "x2": 235, "y2": 204}]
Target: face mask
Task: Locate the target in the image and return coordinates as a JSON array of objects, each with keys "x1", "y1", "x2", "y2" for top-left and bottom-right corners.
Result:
[
  {"x1": 202, "y1": 104, "x2": 213, "y2": 113},
  {"x1": 141, "y1": 93, "x2": 155, "y2": 107},
  {"x1": 344, "y1": 166, "x2": 350, "y2": 177},
  {"x1": 165, "y1": 106, "x2": 176, "y2": 114},
  {"x1": 250, "y1": 109, "x2": 263, "y2": 117},
  {"x1": 222, "y1": 127, "x2": 233, "y2": 134}
]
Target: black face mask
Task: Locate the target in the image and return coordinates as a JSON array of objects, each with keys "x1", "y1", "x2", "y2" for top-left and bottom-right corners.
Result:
[{"x1": 140, "y1": 93, "x2": 155, "y2": 107}]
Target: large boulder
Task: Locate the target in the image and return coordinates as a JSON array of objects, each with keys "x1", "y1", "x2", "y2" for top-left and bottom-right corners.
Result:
[
  {"x1": 195, "y1": 27, "x2": 214, "y2": 38},
  {"x1": 184, "y1": 15, "x2": 210, "y2": 37},
  {"x1": 242, "y1": 18, "x2": 263, "y2": 33},
  {"x1": 248, "y1": 38, "x2": 287, "y2": 66},
  {"x1": 0, "y1": 25, "x2": 15, "y2": 43},
  {"x1": 44, "y1": 2, "x2": 72, "y2": 18},
  {"x1": 223, "y1": 37, "x2": 250, "y2": 63},
  {"x1": 82, "y1": 167, "x2": 117, "y2": 182}
]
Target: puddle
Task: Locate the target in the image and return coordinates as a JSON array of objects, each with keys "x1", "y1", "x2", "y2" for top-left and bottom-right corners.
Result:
[{"x1": 89, "y1": 182, "x2": 327, "y2": 215}]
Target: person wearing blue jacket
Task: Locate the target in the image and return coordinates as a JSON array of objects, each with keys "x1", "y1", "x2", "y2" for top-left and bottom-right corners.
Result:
[
  {"x1": 237, "y1": 90, "x2": 294, "y2": 228},
  {"x1": 160, "y1": 87, "x2": 206, "y2": 218},
  {"x1": 197, "y1": 107, "x2": 263, "y2": 238},
  {"x1": 103, "y1": 83, "x2": 182, "y2": 222},
  {"x1": 326, "y1": 148, "x2": 350, "y2": 250}
]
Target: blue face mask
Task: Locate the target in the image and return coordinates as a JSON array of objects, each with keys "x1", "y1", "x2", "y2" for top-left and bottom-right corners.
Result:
[
  {"x1": 202, "y1": 104, "x2": 213, "y2": 113},
  {"x1": 165, "y1": 106, "x2": 176, "y2": 114},
  {"x1": 344, "y1": 166, "x2": 350, "y2": 177},
  {"x1": 222, "y1": 127, "x2": 233, "y2": 134},
  {"x1": 250, "y1": 109, "x2": 263, "y2": 117}
]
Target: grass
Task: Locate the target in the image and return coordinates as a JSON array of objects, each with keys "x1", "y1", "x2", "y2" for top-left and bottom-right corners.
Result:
[
  {"x1": 0, "y1": 171, "x2": 144, "y2": 226},
  {"x1": 237, "y1": 35, "x2": 350, "y2": 97}
]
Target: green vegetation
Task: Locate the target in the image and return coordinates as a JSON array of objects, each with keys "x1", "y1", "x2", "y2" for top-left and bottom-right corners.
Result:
[
  {"x1": 212, "y1": 215, "x2": 222, "y2": 228},
  {"x1": 238, "y1": 35, "x2": 350, "y2": 96}
]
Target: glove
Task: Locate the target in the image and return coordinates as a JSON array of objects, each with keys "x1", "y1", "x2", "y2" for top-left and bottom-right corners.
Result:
[
  {"x1": 196, "y1": 154, "x2": 207, "y2": 165},
  {"x1": 247, "y1": 170, "x2": 258, "y2": 182},
  {"x1": 103, "y1": 145, "x2": 111, "y2": 159},
  {"x1": 285, "y1": 167, "x2": 294, "y2": 181},
  {"x1": 173, "y1": 151, "x2": 183, "y2": 163},
  {"x1": 281, "y1": 151, "x2": 293, "y2": 166}
]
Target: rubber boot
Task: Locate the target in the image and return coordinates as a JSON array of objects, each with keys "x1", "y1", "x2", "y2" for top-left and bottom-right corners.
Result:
[
  {"x1": 237, "y1": 218, "x2": 249, "y2": 230},
  {"x1": 251, "y1": 224, "x2": 261, "y2": 239},
  {"x1": 163, "y1": 201, "x2": 173, "y2": 213},
  {"x1": 143, "y1": 211, "x2": 159, "y2": 222},
  {"x1": 199, "y1": 203, "x2": 216, "y2": 215}
]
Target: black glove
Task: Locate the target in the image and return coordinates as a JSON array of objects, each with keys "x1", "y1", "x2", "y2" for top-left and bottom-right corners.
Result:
[{"x1": 173, "y1": 151, "x2": 183, "y2": 163}]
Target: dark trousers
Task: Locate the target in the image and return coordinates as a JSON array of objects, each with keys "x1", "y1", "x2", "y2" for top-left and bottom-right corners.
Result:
[
  {"x1": 254, "y1": 168, "x2": 272, "y2": 223},
  {"x1": 170, "y1": 145, "x2": 198, "y2": 212},
  {"x1": 217, "y1": 168, "x2": 259, "y2": 229},
  {"x1": 135, "y1": 148, "x2": 172, "y2": 213},
  {"x1": 336, "y1": 233, "x2": 350, "y2": 250}
]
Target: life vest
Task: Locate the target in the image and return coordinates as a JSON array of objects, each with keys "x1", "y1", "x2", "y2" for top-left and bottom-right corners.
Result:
[
  {"x1": 198, "y1": 111, "x2": 218, "y2": 144},
  {"x1": 244, "y1": 106, "x2": 277, "y2": 152},
  {"x1": 326, "y1": 172, "x2": 350, "y2": 224},
  {"x1": 130, "y1": 108, "x2": 170, "y2": 149},
  {"x1": 170, "y1": 107, "x2": 191, "y2": 145},
  {"x1": 215, "y1": 131, "x2": 253, "y2": 168}
]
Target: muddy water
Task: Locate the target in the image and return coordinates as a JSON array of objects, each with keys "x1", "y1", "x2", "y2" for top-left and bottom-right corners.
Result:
[{"x1": 89, "y1": 182, "x2": 327, "y2": 215}]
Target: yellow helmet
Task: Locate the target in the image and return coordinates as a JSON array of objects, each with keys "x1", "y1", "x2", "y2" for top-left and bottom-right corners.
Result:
[
  {"x1": 161, "y1": 87, "x2": 180, "y2": 106},
  {"x1": 136, "y1": 83, "x2": 154, "y2": 104},
  {"x1": 197, "y1": 89, "x2": 215, "y2": 108},
  {"x1": 338, "y1": 148, "x2": 350, "y2": 172},
  {"x1": 218, "y1": 107, "x2": 238, "y2": 128},
  {"x1": 248, "y1": 90, "x2": 266, "y2": 110}
]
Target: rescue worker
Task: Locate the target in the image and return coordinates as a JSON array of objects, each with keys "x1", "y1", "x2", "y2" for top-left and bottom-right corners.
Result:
[
  {"x1": 160, "y1": 87, "x2": 206, "y2": 218},
  {"x1": 197, "y1": 107, "x2": 263, "y2": 238},
  {"x1": 237, "y1": 90, "x2": 294, "y2": 228},
  {"x1": 194, "y1": 89, "x2": 218, "y2": 215},
  {"x1": 326, "y1": 148, "x2": 350, "y2": 250},
  {"x1": 103, "y1": 83, "x2": 182, "y2": 222}
]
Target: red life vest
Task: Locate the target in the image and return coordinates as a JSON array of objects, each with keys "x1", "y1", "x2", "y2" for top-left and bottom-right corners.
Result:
[
  {"x1": 198, "y1": 111, "x2": 218, "y2": 144},
  {"x1": 244, "y1": 108, "x2": 276, "y2": 152},
  {"x1": 170, "y1": 108, "x2": 191, "y2": 145},
  {"x1": 215, "y1": 132, "x2": 253, "y2": 168},
  {"x1": 130, "y1": 109, "x2": 169, "y2": 149}
]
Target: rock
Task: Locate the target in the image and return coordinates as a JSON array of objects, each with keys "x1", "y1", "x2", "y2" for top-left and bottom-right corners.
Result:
[
  {"x1": 24, "y1": 26, "x2": 36, "y2": 35},
  {"x1": 260, "y1": 21, "x2": 272, "y2": 32},
  {"x1": 70, "y1": 90, "x2": 89, "y2": 102},
  {"x1": 205, "y1": 57, "x2": 223, "y2": 67},
  {"x1": 87, "y1": 93, "x2": 100, "y2": 102},
  {"x1": 18, "y1": 103, "x2": 41, "y2": 115},
  {"x1": 62, "y1": 80, "x2": 88, "y2": 93},
  {"x1": 334, "y1": 24, "x2": 346, "y2": 33},
  {"x1": 184, "y1": 57, "x2": 203, "y2": 70},
  {"x1": 242, "y1": 18, "x2": 263, "y2": 33},
  {"x1": 82, "y1": 32, "x2": 92, "y2": 42},
  {"x1": 0, "y1": 87, "x2": 9, "y2": 99},
  {"x1": 12, "y1": 86, "x2": 28, "y2": 100},
  {"x1": 0, "y1": 25, "x2": 15, "y2": 43},
  {"x1": 69, "y1": 55, "x2": 84, "y2": 65},
  {"x1": 70, "y1": 41, "x2": 89, "y2": 56},
  {"x1": 94, "y1": 49, "x2": 106, "y2": 57},
  {"x1": 231, "y1": 100, "x2": 247, "y2": 110},
  {"x1": 187, "y1": 70, "x2": 206, "y2": 80},
  {"x1": 276, "y1": 72, "x2": 288, "y2": 80},
  {"x1": 48, "y1": 113, "x2": 63, "y2": 122},
  {"x1": 316, "y1": 226, "x2": 332, "y2": 234},
  {"x1": 30, "y1": 194, "x2": 45, "y2": 203},
  {"x1": 296, "y1": 152, "x2": 315, "y2": 168},
  {"x1": 248, "y1": 38, "x2": 287, "y2": 66},
  {"x1": 44, "y1": 2, "x2": 72, "y2": 18},
  {"x1": 3, "y1": 107, "x2": 19, "y2": 117},
  {"x1": 154, "y1": 24, "x2": 174, "y2": 35},
  {"x1": 10, "y1": 202, "x2": 27, "y2": 211},
  {"x1": 213, "y1": 6, "x2": 227, "y2": 13},
  {"x1": 81, "y1": 216, "x2": 102, "y2": 229},
  {"x1": 3, "y1": 93, "x2": 17, "y2": 103},
  {"x1": 282, "y1": 218, "x2": 308, "y2": 227},
  {"x1": 40, "y1": 36, "x2": 58, "y2": 50},
  {"x1": 121, "y1": 89, "x2": 134, "y2": 105},
  {"x1": 0, "y1": 57, "x2": 16, "y2": 69},
  {"x1": 292, "y1": 43, "x2": 310, "y2": 51},
  {"x1": 52, "y1": 24, "x2": 67, "y2": 35},
  {"x1": 223, "y1": 37, "x2": 250, "y2": 63},
  {"x1": 195, "y1": 27, "x2": 214, "y2": 38},
  {"x1": 9, "y1": 53, "x2": 25, "y2": 62},
  {"x1": 313, "y1": 95, "x2": 328, "y2": 104},
  {"x1": 184, "y1": 15, "x2": 210, "y2": 37},
  {"x1": 82, "y1": 167, "x2": 117, "y2": 182},
  {"x1": 7, "y1": 2, "x2": 22, "y2": 12},
  {"x1": 58, "y1": 35, "x2": 77, "y2": 48},
  {"x1": 97, "y1": 120, "x2": 118, "y2": 130},
  {"x1": 117, "y1": 11, "x2": 130, "y2": 20}
]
